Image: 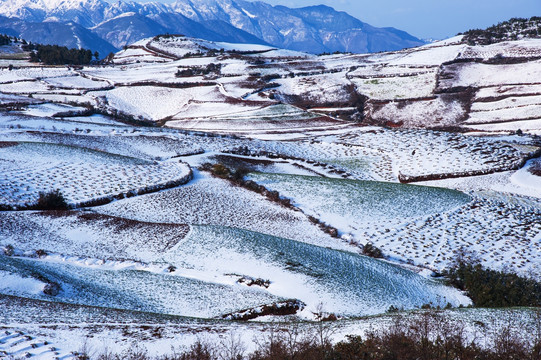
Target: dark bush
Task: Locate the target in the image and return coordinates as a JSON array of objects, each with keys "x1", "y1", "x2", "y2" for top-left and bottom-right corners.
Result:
[
  {"x1": 35, "y1": 249, "x2": 48, "y2": 258},
  {"x1": 362, "y1": 242, "x2": 384, "y2": 259},
  {"x1": 231, "y1": 167, "x2": 248, "y2": 181},
  {"x1": 211, "y1": 163, "x2": 230, "y2": 178},
  {"x1": 3, "y1": 244, "x2": 14, "y2": 256},
  {"x1": 43, "y1": 282, "x2": 61, "y2": 296},
  {"x1": 34, "y1": 189, "x2": 69, "y2": 210},
  {"x1": 261, "y1": 74, "x2": 281, "y2": 82}
]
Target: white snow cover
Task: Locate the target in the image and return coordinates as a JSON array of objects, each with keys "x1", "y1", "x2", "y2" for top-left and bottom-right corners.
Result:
[
  {"x1": 0, "y1": 271, "x2": 45, "y2": 296},
  {"x1": 444, "y1": 60, "x2": 541, "y2": 88},
  {"x1": 93, "y1": 86, "x2": 195, "y2": 120}
]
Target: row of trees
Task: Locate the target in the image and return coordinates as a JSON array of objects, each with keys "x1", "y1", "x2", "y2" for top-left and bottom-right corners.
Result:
[
  {"x1": 0, "y1": 34, "x2": 14, "y2": 46},
  {"x1": 0, "y1": 34, "x2": 28, "y2": 46},
  {"x1": 0, "y1": 33, "x2": 99, "y2": 65}
]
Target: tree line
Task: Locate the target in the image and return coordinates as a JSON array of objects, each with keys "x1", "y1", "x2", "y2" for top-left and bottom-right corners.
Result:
[
  {"x1": 0, "y1": 33, "x2": 98, "y2": 65},
  {"x1": 29, "y1": 44, "x2": 99, "y2": 65},
  {"x1": 461, "y1": 16, "x2": 541, "y2": 45}
]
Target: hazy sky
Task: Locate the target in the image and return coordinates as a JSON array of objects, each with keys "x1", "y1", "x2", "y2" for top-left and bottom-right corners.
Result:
[{"x1": 257, "y1": 0, "x2": 541, "y2": 39}]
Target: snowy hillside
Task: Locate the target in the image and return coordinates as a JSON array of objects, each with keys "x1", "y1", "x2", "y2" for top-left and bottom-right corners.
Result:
[
  {"x1": 0, "y1": 31, "x2": 540, "y2": 358},
  {"x1": 5, "y1": 33, "x2": 537, "y2": 135}
]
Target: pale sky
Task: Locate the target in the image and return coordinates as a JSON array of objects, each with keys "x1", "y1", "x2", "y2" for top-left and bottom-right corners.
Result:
[{"x1": 258, "y1": 0, "x2": 541, "y2": 40}]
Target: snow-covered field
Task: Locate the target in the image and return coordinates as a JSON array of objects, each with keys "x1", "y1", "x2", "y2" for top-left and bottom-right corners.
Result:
[
  {"x1": 95, "y1": 174, "x2": 340, "y2": 248},
  {"x1": 0, "y1": 141, "x2": 192, "y2": 208},
  {"x1": 0, "y1": 34, "x2": 540, "y2": 358}
]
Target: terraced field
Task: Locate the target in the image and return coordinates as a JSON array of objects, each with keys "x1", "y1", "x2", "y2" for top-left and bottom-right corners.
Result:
[{"x1": 0, "y1": 33, "x2": 540, "y2": 358}]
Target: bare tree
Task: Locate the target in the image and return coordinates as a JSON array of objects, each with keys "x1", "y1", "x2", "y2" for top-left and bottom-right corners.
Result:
[{"x1": 219, "y1": 333, "x2": 246, "y2": 360}]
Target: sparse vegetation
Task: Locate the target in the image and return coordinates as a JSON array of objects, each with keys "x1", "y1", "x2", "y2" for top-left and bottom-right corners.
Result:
[
  {"x1": 74, "y1": 310, "x2": 541, "y2": 360},
  {"x1": 236, "y1": 275, "x2": 271, "y2": 288},
  {"x1": 222, "y1": 299, "x2": 305, "y2": 320}
]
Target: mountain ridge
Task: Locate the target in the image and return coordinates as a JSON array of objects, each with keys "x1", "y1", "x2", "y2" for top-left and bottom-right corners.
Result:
[{"x1": 0, "y1": 0, "x2": 425, "y2": 55}]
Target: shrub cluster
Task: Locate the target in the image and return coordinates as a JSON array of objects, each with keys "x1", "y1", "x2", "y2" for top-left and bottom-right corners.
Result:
[
  {"x1": 33, "y1": 189, "x2": 69, "y2": 210},
  {"x1": 362, "y1": 242, "x2": 384, "y2": 259},
  {"x1": 176, "y1": 63, "x2": 221, "y2": 77},
  {"x1": 444, "y1": 262, "x2": 541, "y2": 307},
  {"x1": 9, "y1": 189, "x2": 70, "y2": 211}
]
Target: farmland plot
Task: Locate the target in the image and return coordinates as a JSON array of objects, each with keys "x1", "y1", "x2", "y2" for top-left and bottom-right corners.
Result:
[
  {"x1": 0, "y1": 255, "x2": 280, "y2": 319},
  {"x1": 167, "y1": 103, "x2": 348, "y2": 134},
  {"x1": 0, "y1": 222, "x2": 471, "y2": 321},
  {"x1": 361, "y1": 194, "x2": 541, "y2": 277},
  {"x1": 0, "y1": 141, "x2": 191, "y2": 207},
  {"x1": 0, "y1": 211, "x2": 190, "y2": 262},
  {"x1": 246, "y1": 171, "x2": 540, "y2": 276},
  {"x1": 95, "y1": 174, "x2": 343, "y2": 249},
  {"x1": 246, "y1": 172, "x2": 471, "y2": 238},
  {"x1": 161, "y1": 225, "x2": 471, "y2": 316},
  {"x1": 0, "y1": 130, "x2": 204, "y2": 160},
  {"x1": 329, "y1": 128, "x2": 540, "y2": 181}
]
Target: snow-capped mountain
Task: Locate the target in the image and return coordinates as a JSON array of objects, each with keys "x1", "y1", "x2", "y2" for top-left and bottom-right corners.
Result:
[
  {"x1": 0, "y1": 14, "x2": 117, "y2": 56},
  {"x1": 0, "y1": 0, "x2": 112, "y2": 26},
  {"x1": 0, "y1": 0, "x2": 425, "y2": 54}
]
